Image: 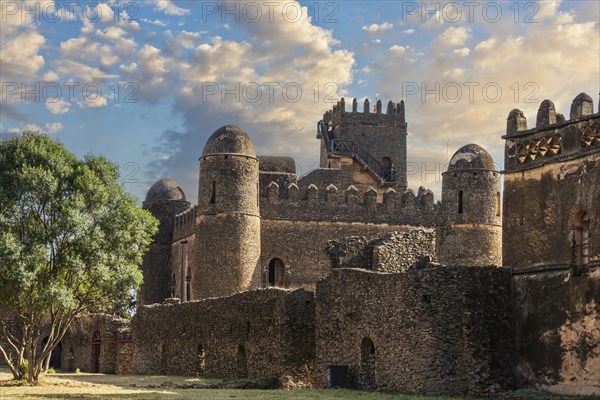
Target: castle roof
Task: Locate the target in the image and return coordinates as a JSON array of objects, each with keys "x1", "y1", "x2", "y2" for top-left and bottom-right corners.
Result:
[
  {"x1": 202, "y1": 125, "x2": 255, "y2": 157},
  {"x1": 145, "y1": 178, "x2": 186, "y2": 202},
  {"x1": 447, "y1": 144, "x2": 496, "y2": 171}
]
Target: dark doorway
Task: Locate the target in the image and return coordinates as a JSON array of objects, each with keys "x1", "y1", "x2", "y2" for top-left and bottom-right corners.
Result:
[
  {"x1": 41, "y1": 337, "x2": 62, "y2": 369},
  {"x1": 236, "y1": 344, "x2": 248, "y2": 378},
  {"x1": 92, "y1": 330, "x2": 101, "y2": 373},
  {"x1": 328, "y1": 365, "x2": 349, "y2": 388},
  {"x1": 360, "y1": 337, "x2": 376, "y2": 388},
  {"x1": 268, "y1": 258, "x2": 284, "y2": 287}
]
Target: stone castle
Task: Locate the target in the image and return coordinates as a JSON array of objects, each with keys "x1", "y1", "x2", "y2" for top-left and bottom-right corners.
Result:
[{"x1": 35, "y1": 94, "x2": 600, "y2": 395}]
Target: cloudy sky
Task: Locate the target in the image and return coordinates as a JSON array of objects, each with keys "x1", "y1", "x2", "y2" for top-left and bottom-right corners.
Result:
[{"x1": 1, "y1": 0, "x2": 599, "y2": 202}]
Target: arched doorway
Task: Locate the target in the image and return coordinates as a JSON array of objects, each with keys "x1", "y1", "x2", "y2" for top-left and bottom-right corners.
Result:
[
  {"x1": 360, "y1": 337, "x2": 376, "y2": 389},
  {"x1": 236, "y1": 344, "x2": 248, "y2": 378},
  {"x1": 573, "y1": 211, "x2": 590, "y2": 275},
  {"x1": 268, "y1": 258, "x2": 285, "y2": 287},
  {"x1": 92, "y1": 330, "x2": 101, "y2": 373},
  {"x1": 382, "y1": 157, "x2": 394, "y2": 181}
]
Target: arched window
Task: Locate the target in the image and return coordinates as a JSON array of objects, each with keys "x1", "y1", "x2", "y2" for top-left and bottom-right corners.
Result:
[
  {"x1": 209, "y1": 181, "x2": 216, "y2": 204},
  {"x1": 573, "y1": 211, "x2": 590, "y2": 275},
  {"x1": 268, "y1": 258, "x2": 285, "y2": 287},
  {"x1": 360, "y1": 337, "x2": 376, "y2": 388},
  {"x1": 92, "y1": 330, "x2": 101, "y2": 373},
  {"x1": 457, "y1": 190, "x2": 464, "y2": 214},
  {"x1": 185, "y1": 267, "x2": 192, "y2": 302},
  {"x1": 382, "y1": 157, "x2": 394, "y2": 181}
]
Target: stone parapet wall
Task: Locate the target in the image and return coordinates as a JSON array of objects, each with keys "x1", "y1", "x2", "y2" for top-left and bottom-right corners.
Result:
[{"x1": 260, "y1": 183, "x2": 437, "y2": 225}]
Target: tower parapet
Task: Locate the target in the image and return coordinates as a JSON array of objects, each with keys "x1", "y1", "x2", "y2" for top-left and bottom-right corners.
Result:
[
  {"x1": 318, "y1": 97, "x2": 408, "y2": 189},
  {"x1": 503, "y1": 93, "x2": 599, "y2": 172}
]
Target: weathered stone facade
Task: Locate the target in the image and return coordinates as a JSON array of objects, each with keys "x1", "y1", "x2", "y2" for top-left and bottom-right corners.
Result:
[
  {"x1": 315, "y1": 267, "x2": 514, "y2": 395},
  {"x1": 327, "y1": 228, "x2": 437, "y2": 272},
  {"x1": 503, "y1": 95, "x2": 600, "y2": 394},
  {"x1": 60, "y1": 314, "x2": 133, "y2": 374},
  {"x1": 131, "y1": 288, "x2": 315, "y2": 387},
  {"x1": 37, "y1": 92, "x2": 597, "y2": 397}
]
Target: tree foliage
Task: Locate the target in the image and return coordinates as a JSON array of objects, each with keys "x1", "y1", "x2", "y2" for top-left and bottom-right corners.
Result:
[{"x1": 0, "y1": 132, "x2": 158, "y2": 382}]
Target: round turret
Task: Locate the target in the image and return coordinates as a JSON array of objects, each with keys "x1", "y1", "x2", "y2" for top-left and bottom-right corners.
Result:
[
  {"x1": 202, "y1": 125, "x2": 255, "y2": 157},
  {"x1": 145, "y1": 178, "x2": 187, "y2": 203},
  {"x1": 447, "y1": 144, "x2": 496, "y2": 171},
  {"x1": 140, "y1": 178, "x2": 191, "y2": 306},
  {"x1": 195, "y1": 125, "x2": 261, "y2": 299},
  {"x1": 438, "y1": 144, "x2": 502, "y2": 267}
]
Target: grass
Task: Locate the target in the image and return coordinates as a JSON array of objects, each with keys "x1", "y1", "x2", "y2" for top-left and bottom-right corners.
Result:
[{"x1": 0, "y1": 369, "x2": 596, "y2": 400}]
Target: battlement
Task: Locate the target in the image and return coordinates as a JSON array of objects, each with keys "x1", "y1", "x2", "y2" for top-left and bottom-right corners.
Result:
[
  {"x1": 322, "y1": 97, "x2": 407, "y2": 128},
  {"x1": 503, "y1": 92, "x2": 600, "y2": 172},
  {"x1": 173, "y1": 205, "x2": 197, "y2": 240},
  {"x1": 260, "y1": 181, "x2": 438, "y2": 225}
]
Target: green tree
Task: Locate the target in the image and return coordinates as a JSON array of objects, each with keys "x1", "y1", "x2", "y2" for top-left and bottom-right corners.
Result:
[{"x1": 0, "y1": 131, "x2": 158, "y2": 383}]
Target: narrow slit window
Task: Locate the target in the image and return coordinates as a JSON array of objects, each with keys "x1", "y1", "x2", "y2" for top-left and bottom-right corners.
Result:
[
  {"x1": 496, "y1": 192, "x2": 501, "y2": 217},
  {"x1": 210, "y1": 181, "x2": 216, "y2": 204},
  {"x1": 457, "y1": 191, "x2": 463, "y2": 214}
]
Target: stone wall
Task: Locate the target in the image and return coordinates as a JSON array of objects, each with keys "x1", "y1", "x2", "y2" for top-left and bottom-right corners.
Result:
[
  {"x1": 326, "y1": 229, "x2": 437, "y2": 272},
  {"x1": 260, "y1": 183, "x2": 437, "y2": 225},
  {"x1": 315, "y1": 267, "x2": 514, "y2": 395},
  {"x1": 131, "y1": 288, "x2": 315, "y2": 387},
  {"x1": 260, "y1": 220, "x2": 427, "y2": 291},
  {"x1": 60, "y1": 314, "x2": 132, "y2": 374},
  {"x1": 513, "y1": 268, "x2": 600, "y2": 395}
]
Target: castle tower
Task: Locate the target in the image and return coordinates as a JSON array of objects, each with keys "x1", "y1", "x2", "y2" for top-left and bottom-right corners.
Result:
[
  {"x1": 196, "y1": 125, "x2": 261, "y2": 299},
  {"x1": 437, "y1": 144, "x2": 502, "y2": 266},
  {"x1": 318, "y1": 98, "x2": 408, "y2": 190},
  {"x1": 140, "y1": 179, "x2": 190, "y2": 306}
]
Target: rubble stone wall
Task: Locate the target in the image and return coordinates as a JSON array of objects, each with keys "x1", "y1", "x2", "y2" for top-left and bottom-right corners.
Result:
[{"x1": 315, "y1": 267, "x2": 514, "y2": 395}]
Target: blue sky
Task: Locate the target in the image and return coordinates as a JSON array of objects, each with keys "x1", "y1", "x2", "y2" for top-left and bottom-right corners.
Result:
[{"x1": 1, "y1": 0, "x2": 599, "y2": 202}]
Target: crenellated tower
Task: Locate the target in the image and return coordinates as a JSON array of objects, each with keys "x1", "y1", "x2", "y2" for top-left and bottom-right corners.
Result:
[
  {"x1": 437, "y1": 144, "x2": 502, "y2": 266},
  {"x1": 317, "y1": 98, "x2": 408, "y2": 190},
  {"x1": 195, "y1": 125, "x2": 261, "y2": 299}
]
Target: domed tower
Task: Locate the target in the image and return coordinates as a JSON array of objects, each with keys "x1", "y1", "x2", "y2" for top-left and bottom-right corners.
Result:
[
  {"x1": 196, "y1": 125, "x2": 261, "y2": 299},
  {"x1": 140, "y1": 179, "x2": 190, "y2": 306},
  {"x1": 437, "y1": 144, "x2": 502, "y2": 266}
]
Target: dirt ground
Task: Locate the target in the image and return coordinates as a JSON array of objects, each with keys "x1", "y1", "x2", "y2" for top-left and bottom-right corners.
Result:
[{"x1": 0, "y1": 370, "x2": 597, "y2": 400}]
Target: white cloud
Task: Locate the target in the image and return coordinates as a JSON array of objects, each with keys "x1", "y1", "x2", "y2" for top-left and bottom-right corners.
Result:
[
  {"x1": 143, "y1": 18, "x2": 167, "y2": 27},
  {"x1": 45, "y1": 98, "x2": 71, "y2": 115},
  {"x1": 154, "y1": 0, "x2": 190, "y2": 15},
  {"x1": 175, "y1": 31, "x2": 200, "y2": 49},
  {"x1": 403, "y1": 29, "x2": 415, "y2": 35},
  {"x1": 45, "y1": 122, "x2": 63, "y2": 133},
  {"x1": 84, "y1": 96, "x2": 108, "y2": 108},
  {"x1": 362, "y1": 22, "x2": 393, "y2": 34},
  {"x1": 453, "y1": 47, "x2": 470, "y2": 57},
  {"x1": 389, "y1": 45, "x2": 407, "y2": 56},
  {"x1": 434, "y1": 27, "x2": 470, "y2": 49}
]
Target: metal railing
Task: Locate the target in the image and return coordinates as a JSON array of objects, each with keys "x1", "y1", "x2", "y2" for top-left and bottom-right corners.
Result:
[{"x1": 317, "y1": 120, "x2": 396, "y2": 182}]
